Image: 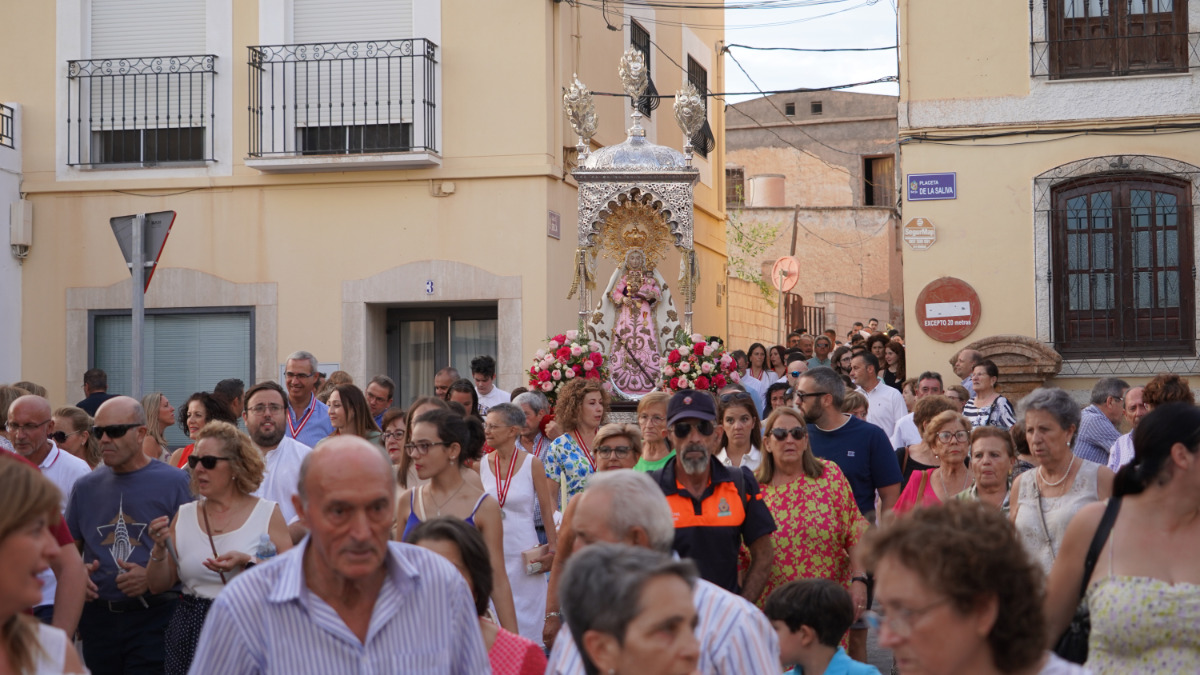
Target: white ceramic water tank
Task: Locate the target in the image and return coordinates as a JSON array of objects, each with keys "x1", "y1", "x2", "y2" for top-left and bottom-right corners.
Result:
[{"x1": 747, "y1": 174, "x2": 786, "y2": 207}]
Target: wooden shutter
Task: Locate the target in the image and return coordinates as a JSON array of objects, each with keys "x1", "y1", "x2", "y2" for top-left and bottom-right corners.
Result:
[{"x1": 292, "y1": 0, "x2": 414, "y2": 126}]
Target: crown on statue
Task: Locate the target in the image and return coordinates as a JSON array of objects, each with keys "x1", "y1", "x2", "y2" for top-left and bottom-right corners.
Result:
[{"x1": 621, "y1": 227, "x2": 649, "y2": 250}]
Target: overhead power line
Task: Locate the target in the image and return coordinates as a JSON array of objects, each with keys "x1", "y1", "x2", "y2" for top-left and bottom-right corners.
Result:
[{"x1": 725, "y1": 42, "x2": 897, "y2": 52}]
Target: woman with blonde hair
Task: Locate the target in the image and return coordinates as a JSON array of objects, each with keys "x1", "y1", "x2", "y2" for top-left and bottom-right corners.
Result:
[
  {"x1": 745, "y1": 407, "x2": 870, "y2": 623},
  {"x1": 0, "y1": 459, "x2": 87, "y2": 674},
  {"x1": 543, "y1": 378, "x2": 610, "y2": 502},
  {"x1": 146, "y1": 421, "x2": 292, "y2": 674},
  {"x1": 141, "y1": 392, "x2": 177, "y2": 461},
  {"x1": 51, "y1": 406, "x2": 99, "y2": 468},
  {"x1": 635, "y1": 392, "x2": 673, "y2": 472}
]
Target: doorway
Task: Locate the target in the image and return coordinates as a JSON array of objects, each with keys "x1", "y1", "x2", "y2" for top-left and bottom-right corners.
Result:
[{"x1": 386, "y1": 304, "x2": 499, "y2": 407}]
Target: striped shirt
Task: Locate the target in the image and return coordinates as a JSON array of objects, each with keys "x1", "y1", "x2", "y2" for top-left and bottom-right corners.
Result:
[
  {"x1": 1073, "y1": 404, "x2": 1119, "y2": 466},
  {"x1": 545, "y1": 576, "x2": 779, "y2": 675},
  {"x1": 188, "y1": 538, "x2": 489, "y2": 675}
]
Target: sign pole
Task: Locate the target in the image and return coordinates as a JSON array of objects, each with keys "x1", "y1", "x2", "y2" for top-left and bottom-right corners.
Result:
[
  {"x1": 778, "y1": 273, "x2": 785, "y2": 346},
  {"x1": 131, "y1": 213, "x2": 145, "y2": 400}
]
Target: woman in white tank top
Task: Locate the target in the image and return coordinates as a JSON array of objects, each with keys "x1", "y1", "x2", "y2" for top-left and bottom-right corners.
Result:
[{"x1": 145, "y1": 422, "x2": 292, "y2": 675}]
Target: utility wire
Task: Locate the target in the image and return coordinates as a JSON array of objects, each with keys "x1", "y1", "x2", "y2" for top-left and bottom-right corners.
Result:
[{"x1": 726, "y1": 42, "x2": 896, "y2": 52}]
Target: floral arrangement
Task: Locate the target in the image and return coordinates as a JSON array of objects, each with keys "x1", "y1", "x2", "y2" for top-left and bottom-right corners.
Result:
[
  {"x1": 659, "y1": 333, "x2": 740, "y2": 394},
  {"x1": 528, "y1": 330, "x2": 609, "y2": 404}
]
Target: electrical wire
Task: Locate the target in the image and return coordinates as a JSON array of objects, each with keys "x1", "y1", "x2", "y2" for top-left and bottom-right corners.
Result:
[
  {"x1": 901, "y1": 122, "x2": 1200, "y2": 147},
  {"x1": 726, "y1": 42, "x2": 896, "y2": 52}
]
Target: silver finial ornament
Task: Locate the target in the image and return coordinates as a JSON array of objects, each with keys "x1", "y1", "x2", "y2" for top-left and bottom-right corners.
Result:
[
  {"x1": 619, "y1": 47, "x2": 649, "y2": 137},
  {"x1": 563, "y1": 75, "x2": 598, "y2": 162},
  {"x1": 673, "y1": 82, "x2": 705, "y2": 167}
]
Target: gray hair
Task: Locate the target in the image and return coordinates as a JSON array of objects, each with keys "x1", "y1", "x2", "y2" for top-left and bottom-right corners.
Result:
[
  {"x1": 561, "y1": 544, "x2": 697, "y2": 674},
  {"x1": 485, "y1": 402, "x2": 526, "y2": 428},
  {"x1": 1090, "y1": 377, "x2": 1130, "y2": 406},
  {"x1": 513, "y1": 390, "x2": 550, "y2": 416},
  {"x1": 1017, "y1": 387, "x2": 1081, "y2": 433},
  {"x1": 286, "y1": 350, "x2": 318, "y2": 374},
  {"x1": 584, "y1": 470, "x2": 675, "y2": 554},
  {"x1": 800, "y1": 366, "x2": 846, "y2": 407}
]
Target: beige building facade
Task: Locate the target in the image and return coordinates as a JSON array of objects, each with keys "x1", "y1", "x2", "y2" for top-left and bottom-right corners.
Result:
[
  {"x1": 899, "y1": 0, "x2": 1200, "y2": 393},
  {"x1": 0, "y1": 1, "x2": 727, "y2": 412}
]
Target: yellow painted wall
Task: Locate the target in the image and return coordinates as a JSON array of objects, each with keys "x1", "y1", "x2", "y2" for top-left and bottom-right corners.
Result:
[{"x1": 899, "y1": 0, "x2": 1029, "y2": 102}]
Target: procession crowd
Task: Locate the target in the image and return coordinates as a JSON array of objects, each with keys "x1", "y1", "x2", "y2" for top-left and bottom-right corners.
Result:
[{"x1": 2, "y1": 320, "x2": 1199, "y2": 675}]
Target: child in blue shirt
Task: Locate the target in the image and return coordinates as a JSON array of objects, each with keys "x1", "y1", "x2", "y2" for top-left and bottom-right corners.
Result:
[{"x1": 765, "y1": 579, "x2": 882, "y2": 675}]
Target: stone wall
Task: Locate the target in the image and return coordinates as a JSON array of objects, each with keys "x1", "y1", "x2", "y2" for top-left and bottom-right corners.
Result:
[
  {"x1": 814, "y1": 292, "x2": 893, "y2": 339},
  {"x1": 727, "y1": 277, "x2": 787, "y2": 349}
]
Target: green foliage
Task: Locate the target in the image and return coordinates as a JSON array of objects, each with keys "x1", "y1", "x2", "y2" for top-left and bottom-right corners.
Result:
[{"x1": 725, "y1": 201, "x2": 782, "y2": 306}]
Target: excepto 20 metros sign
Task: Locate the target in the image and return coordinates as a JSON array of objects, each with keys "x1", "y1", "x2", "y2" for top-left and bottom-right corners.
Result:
[{"x1": 915, "y1": 277, "x2": 981, "y2": 343}]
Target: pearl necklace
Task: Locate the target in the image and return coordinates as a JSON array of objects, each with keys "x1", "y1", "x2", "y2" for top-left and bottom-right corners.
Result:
[{"x1": 1038, "y1": 453, "x2": 1076, "y2": 488}]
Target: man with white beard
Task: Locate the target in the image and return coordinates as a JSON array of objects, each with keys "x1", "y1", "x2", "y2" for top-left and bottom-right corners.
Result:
[{"x1": 648, "y1": 390, "x2": 776, "y2": 603}]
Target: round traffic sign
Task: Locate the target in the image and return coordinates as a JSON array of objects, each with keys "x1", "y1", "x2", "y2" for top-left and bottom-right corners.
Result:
[
  {"x1": 771, "y1": 256, "x2": 800, "y2": 292},
  {"x1": 915, "y1": 277, "x2": 981, "y2": 343}
]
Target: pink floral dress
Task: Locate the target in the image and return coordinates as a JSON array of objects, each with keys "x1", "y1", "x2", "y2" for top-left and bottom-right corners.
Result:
[{"x1": 609, "y1": 273, "x2": 661, "y2": 396}]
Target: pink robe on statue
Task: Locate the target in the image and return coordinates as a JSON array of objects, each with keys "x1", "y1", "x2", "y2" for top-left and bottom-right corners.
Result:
[{"x1": 609, "y1": 274, "x2": 662, "y2": 395}]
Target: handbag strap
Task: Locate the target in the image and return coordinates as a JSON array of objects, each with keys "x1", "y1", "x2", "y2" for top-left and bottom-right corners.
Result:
[
  {"x1": 1077, "y1": 496, "x2": 1122, "y2": 602},
  {"x1": 200, "y1": 501, "x2": 228, "y2": 586},
  {"x1": 915, "y1": 469, "x2": 929, "y2": 504}
]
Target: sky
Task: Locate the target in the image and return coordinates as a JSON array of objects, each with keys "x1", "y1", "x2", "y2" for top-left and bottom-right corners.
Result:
[{"x1": 721, "y1": 0, "x2": 899, "y2": 103}]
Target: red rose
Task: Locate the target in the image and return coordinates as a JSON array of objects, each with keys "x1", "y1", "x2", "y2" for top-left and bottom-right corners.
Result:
[
  {"x1": 556, "y1": 346, "x2": 572, "y2": 360},
  {"x1": 585, "y1": 368, "x2": 601, "y2": 380},
  {"x1": 668, "y1": 350, "x2": 682, "y2": 364},
  {"x1": 669, "y1": 377, "x2": 679, "y2": 389},
  {"x1": 692, "y1": 343, "x2": 705, "y2": 356},
  {"x1": 590, "y1": 352, "x2": 603, "y2": 364},
  {"x1": 694, "y1": 375, "x2": 710, "y2": 390},
  {"x1": 538, "y1": 370, "x2": 552, "y2": 382},
  {"x1": 553, "y1": 334, "x2": 567, "y2": 344},
  {"x1": 572, "y1": 364, "x2": 583, "y2": 375},
  {"x1": 712, "y1": 374, "x2": 726, "y2": 388}
]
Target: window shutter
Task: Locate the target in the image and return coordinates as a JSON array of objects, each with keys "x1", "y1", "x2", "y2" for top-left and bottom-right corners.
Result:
[
  {"x1": 292, "y1": 0, "x2": 415, "y2": 126},
  {"x1": 88, "y1": 0, "x2": 208, "y2": 132}
]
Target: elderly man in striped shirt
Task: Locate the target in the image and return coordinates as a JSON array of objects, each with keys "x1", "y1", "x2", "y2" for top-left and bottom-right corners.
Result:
[
  {"x1": 546, "y1": 470, "x2": 779, "y2": 674},
  {"x1": 189, "y1": 436, "x2": 488, "y2": 674}
]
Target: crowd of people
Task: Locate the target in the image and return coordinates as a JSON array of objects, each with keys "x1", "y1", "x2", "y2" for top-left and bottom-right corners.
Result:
[{"x1": 1, "y1": 322, "x2": 1199, "y2": 675}]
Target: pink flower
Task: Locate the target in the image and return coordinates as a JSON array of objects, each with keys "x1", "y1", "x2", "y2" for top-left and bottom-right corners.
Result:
[
  {"x1": 571, "y1": 345, "x2": 583, "y2": 357},
  {"x1": 679, "y1": 362, "x2": 691, "y2": 374},
  {"x1": 582, "y1": 360, "x2": 594, "y2": 371},
  {"x1": 553, "y1": 370, "x2": 564, "y2": 381},
  {"x1": 691, "y1": 333, "x2": 705, "y2": 344},
  {"x1": 565, "y1": 330, "x2": 579, "y2": 341},
  {"x1": 588, "y1": 341, "x2": 602, "y2": 352},
  {"x1": 703, "y1": 345, "x2": 714, "y2": 357},
  {"x1": 730, "y1": 371, "x2": 741, "y2": 383},
  {"x1": 547, "y1": 340, "x2": 560, "y2": 350},
  {"x1": 678, "y1": 377, "x2": 690, "y2": 388},
  {"x1": 564, "y1": 368, "x2": 576, "y2": 379},
  {"x1": 663, "y1": 365, "x2": 675, "y2": 377},
  {"x1": 700, "y1": 362, "x2": 713, "y2": 374},
  {"x1": 535, "y1": 349, "x2": 546, "y2": 359},
  {"x1": 541, "y1": 381, "x2": 554, "y2": 392}
]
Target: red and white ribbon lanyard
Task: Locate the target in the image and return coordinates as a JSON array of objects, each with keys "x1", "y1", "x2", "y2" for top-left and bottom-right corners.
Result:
[
  {"x1": 492, "y1": 449, "x2": 520, "y2": 514},
  {"x1": 288, "y1": 393, "x2": 317, "y2": 438},
  {"x1": 575, "y1": 432, "x2": 595, "y2": 471},
  {"x1": 532, "y1": 435, "x2": 545, "y2": 460}
]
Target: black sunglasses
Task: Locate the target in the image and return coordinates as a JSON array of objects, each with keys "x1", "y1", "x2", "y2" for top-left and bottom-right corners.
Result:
[
  {"x1": 51, "y1": 430, "x2": 82, "y2": 444},
  {"x1": 720, "y1": 392, "x2": 753, "y2": 404},
  {"x1": 793, "y1": 391, "x2": 829, "y2": 402},
  {"x1": 187, "y1": 455, "x2": 232, "y2": 470},
  {"x1": 770, "y1": 427, "x2": 807, "y2": 441},
  {"x1": 672, "y1": 420, "x2": 715, "y2": 438},
  {"x1": 91, "y1": 423, "x2": 143, "y2": 440}
]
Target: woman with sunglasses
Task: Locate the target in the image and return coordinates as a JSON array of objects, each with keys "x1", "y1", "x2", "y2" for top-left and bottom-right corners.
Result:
[
  {"x1": 717, "y1": 392, "x2": 763, "y2": 471},
  {"x1": 544, "y1": 423, "x2": 645, "y2": 651},
  {"x1": 395, "y1": 408, "x2": 519, "y2": 635},
  {"x1": 145, "y1": 421, "x2": 292, "y2": 675},
  {"x1": 51, "y1": 406, "x2": 99, "y2": 468},
  {"x1": 168, "y1": 392, "x2": 236, "y2": 470},
  {"x1": 139, "y1": 392, "x2": 176, "y2": 462},
  {"x1": 866, "y1": 500, "x2": 1086, "y2": 675},
  {"x1": 745, "y1": 408, "x2": 870, "y2": 627},
  {"x1": 892, "y1": 411, "x2": 975, "y2": 517}
]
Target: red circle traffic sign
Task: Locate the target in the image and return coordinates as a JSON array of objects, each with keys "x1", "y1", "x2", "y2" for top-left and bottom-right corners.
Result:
[
  {"x1": 771, "y1": 256, "x2": 800, "y2": 292},
  {"x1": 915, "y1": 277, "x2": 981, "y2": 343}
]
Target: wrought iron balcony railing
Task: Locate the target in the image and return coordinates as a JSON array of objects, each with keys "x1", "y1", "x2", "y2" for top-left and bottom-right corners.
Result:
[
  {"x1": 247, "y1": 38, "x2": 438, "y2": 158},
  {"x1": 1032, "y1": 31, "x2": 1200, "y2": 78},
  {"x1": 0, "y1": 104, "x2": 13, "y2": 149},
  {"x1": 67, "y1": 55, "x2": 217, "y2": 166}
]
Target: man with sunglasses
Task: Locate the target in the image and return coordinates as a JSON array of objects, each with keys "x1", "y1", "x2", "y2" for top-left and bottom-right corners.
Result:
[
  {"x1": 7, "y1": 395, "x2": 90, "y2": 634},
  {"x1": 648, "y1": 390, "x2": 776, "y2": 603},
  {"x1": 65, "y1": 396, "x2": 192, "y2": 675},
  {"x1": 807, "y1": 335, "x2": 833, "y2": 368},
  {"x1": 244, "y1": 380, "x2": 312, "y2": 544}
]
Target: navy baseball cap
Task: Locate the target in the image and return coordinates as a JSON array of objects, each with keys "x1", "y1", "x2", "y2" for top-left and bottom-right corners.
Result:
[{"x1": 666, "y1": 389, "x2": 717, "y2": 426}]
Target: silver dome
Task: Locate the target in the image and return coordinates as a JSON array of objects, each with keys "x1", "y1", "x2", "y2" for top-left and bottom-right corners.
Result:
[{"x1": 582, "y1": 134, "x2": 688, "y2": 172}]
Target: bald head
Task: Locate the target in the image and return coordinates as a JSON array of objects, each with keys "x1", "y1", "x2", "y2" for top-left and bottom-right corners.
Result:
[
  {"x1": 95, "y1": 395, "x2": 147, "y2": 426},
  {"x1": 953, "y1": 349, "x2": 983, "y2": 380},
  {"x1": 9, "y1": 394, "x2": 51, "y2": 421},
  {"x1": 297, "y1": 436, "x2": 394, "y2": 505},
  {"x1": 8, "y1": 395, "x2": 54, "y2": 462}
]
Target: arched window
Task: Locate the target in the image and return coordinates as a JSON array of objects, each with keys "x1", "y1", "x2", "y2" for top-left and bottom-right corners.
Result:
[
  {"x1": 1046, "y1": 0, "x2": 1188, "y2": 79},
  {"x1": 1051, "y1": 174, "x2": 1193, "y2": 355}
]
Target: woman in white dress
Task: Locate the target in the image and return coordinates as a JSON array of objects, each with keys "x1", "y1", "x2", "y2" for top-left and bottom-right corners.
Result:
[
  {"x1": 479, "y1": 403, "x2": 559, "y2": 643},
  {"x1": 0, "y1": 459, "x2": 88, "y2": 674}
]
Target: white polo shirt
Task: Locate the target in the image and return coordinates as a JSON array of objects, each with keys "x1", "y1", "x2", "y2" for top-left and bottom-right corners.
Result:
[
  {"x1": 37, "y1": 442, "x2": 92, "y2": 608},
  {"x1": 859, "y1": 381, "x2": 909, "y2": 441},
  {"x1": 252, "y1": 435, "x2": 312, "y2": 524}
]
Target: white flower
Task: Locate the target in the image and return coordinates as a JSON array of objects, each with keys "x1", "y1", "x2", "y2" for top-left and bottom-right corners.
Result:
[
  {"x1": 679, "y1": 362, "x2": 691, "y2": 374},
  {"x1": 565, "y1": 330, "x2": 579, "y2": 341},
  {"x1": 535, "y1": 349, "x2": 545, "y2": 359},
  {"x1": 547, "y1": 340, "x2": 559, "y2": 350}
]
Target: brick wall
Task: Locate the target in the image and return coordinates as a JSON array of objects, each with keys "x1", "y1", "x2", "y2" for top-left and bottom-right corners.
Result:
[{"x1": 727, "y1": 277, "x2": 789, "y2": 350}]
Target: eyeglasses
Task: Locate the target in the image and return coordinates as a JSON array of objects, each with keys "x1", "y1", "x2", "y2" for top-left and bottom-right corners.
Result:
[
  {"x1": 793, "y1": 391, "x2": 828, "y2": 402},
  {"x1": 769, "y1": 427, "x2": 807, "y2": 441},
  {"x1": 404, "y1": 441, "x2": 448, "y2": 457},
  {"x1": 187, "y1": 455, "x2": 232, "y2": 470},
  {"x1": 638, "y1": 414, "x2": 666, "y2": 425},
  {"x1": 283, "y1": 371, "x2": 314, "y2": 380},
  {"x1": 865, "y1": 599, "x2": 950, "y2": 638},
  {"x1": 595, "y1": 445, "x2": 634, "y2": 459},
  {"x1": 381, "y1": 430, "x2": 407, "y2": 442},
  {"x1": 936, "y1": 430, "x2": 970, "y2": 445},
  {"x1": 91, "y1": 423, "x2": 144, "y2": 440},
  {"x1": 247, "y1": 404, "x2": 286, "y2": 415},
  {"x1": 51, "y1": 430, "x2": 83, "y2": 444},
  {"x1": 671, "y1": 420, "x2": 715, "y2": 438},
  {"x1": 6, "y1": 420, "x2": 51, "y2": 434}
]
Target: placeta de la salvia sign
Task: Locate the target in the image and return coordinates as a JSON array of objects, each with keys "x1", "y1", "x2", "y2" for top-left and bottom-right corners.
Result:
[{"x1": 907, "y1": 172, "x2": 956, "y2": 201}]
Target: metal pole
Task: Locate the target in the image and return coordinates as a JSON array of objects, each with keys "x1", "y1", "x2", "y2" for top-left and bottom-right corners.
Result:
[
  {"x1": 778, "y1": 275, "x2": 785, "y2": 346},
  {"x1": 131, "y1": 213, "x2": 145, "y2": 401}
]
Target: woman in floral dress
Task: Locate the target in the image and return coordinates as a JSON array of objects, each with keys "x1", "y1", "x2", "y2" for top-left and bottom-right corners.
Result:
[
  {"x1": 542, "y1": 379, "x2": 610, "y2": 503},
  {"x1": 744, "y1": 407, "x2": 871, "y2": 631}
]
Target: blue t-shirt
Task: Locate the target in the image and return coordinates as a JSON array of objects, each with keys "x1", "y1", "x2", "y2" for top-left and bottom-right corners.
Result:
[
  {"x1": 786, "y1": 647, "x2": 882, "y2": 675},
  {"x1": 808, "y1": 415, "x2": 902, "y2": 516},
  {"x1": 66, "y1": 461, "x2": 193, "y2": 602}
]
